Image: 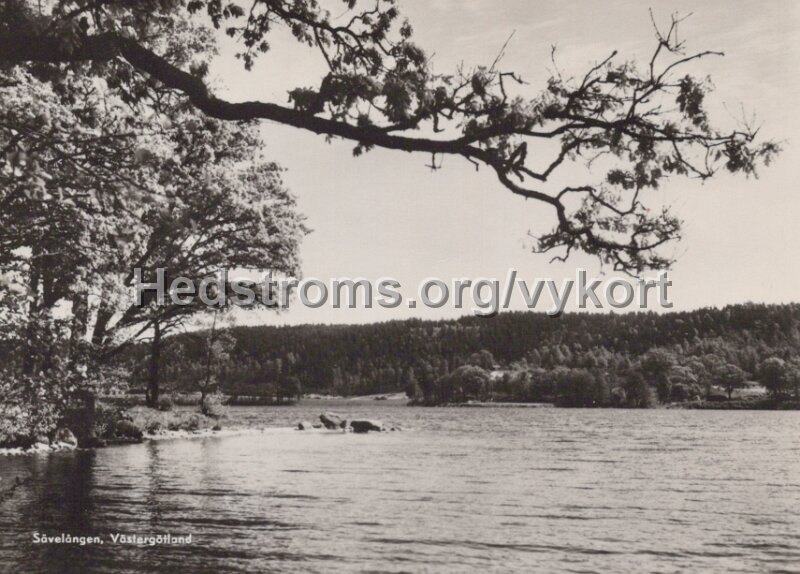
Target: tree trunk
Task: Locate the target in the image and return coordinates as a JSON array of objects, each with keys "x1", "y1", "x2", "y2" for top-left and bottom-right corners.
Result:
[
  {"x1": 69, "y1": 288, "x2": 97, "y2": 443},
  {"x1": 146, "y1": 321, "x2": 161, "y2": 408},
  {"x1": 91, "y1": 297, "x2": 114, "y2": 348},
  {"x1": 21, "y1": 255, "x2": 42, "y2": 376},
  {"x1": 69, "y1": 289, "x2": 89, "y2": 367},
  {"x1": 200, "y1": 311, "x2": 218, "y2": 406}
]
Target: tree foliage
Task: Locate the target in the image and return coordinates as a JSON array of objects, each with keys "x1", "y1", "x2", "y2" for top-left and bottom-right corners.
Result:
[
  {"x1": 0, "y1": 1, "x2": 306, "y2": 436},
  {"x1": 0, "y1": 0, "x2": 780, "y2": 272}
]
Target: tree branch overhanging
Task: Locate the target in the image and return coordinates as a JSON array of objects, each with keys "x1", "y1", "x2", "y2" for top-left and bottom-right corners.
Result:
[{"x1": 0, "y1": 2, "x2": 780, "y2": 274}]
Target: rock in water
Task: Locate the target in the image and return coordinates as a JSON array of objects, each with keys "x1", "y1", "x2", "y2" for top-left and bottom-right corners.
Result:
[
  {"x1": 350, "y1": 420, "x2": 383, "y2": 434},
  {"x1": 53, "y1": 428, "x2": 77, "y2": 447},
  {"x1": 319, "y1": 412, "x2": 346, "y2": 430},
  {"x1": 297, "y1": 421, "x2": 314, "y2": 430}
]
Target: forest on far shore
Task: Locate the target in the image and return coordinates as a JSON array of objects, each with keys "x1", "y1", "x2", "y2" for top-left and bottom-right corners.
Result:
[{"x1": 121, "y1": 303, "x2": 800, "y2": 408}]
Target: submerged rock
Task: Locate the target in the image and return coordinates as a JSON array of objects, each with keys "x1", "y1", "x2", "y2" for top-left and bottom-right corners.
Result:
[
  {"x1": 350, "y1": 420, "x2": 383, "y2": 433},
  {"x1": 319, "y1": 412, "x2": 346, "y2": 430}
]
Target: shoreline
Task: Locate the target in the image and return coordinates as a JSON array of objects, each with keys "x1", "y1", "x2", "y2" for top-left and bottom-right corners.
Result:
[
  {"x1": 0, "y1": 403, "x2": 408, "y2": 456},
  {"x1": 5, "y1": 396, "x2": 799, "y2": 456},
  {"x1": 0, "y1": 426, "x2": 315, "y2": 456}
]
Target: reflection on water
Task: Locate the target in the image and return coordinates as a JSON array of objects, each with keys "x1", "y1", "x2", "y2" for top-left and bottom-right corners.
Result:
[{"x1": 2, "y1": 407, "x2": 800, "y2": 573}]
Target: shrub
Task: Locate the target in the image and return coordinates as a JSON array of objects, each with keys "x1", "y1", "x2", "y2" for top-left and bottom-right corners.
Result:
[
  {"x1": 623, "y1": 371, "x2": 654, "y2": 408},
  {"x1": 114, "y1": 420, "x2": 144, "y2": 441},
  {"x1": 90, "y1": 403, "x2": 118, "y2": 440},
  {"x1": 156, "y1": 395, "x2": 174, "y2": 412},
  {"x1": 758, "y1": 357, "x2": 789, "y2": 398},
  {"x1": 436, "y1": 365, "x2": 490, "y2": 403},
  {"x1": 90, "y1": 403, "x2": 143, "y2": 443},
  {"x1": 163, "y1": 413, "x2": 203, "y2": 432},
  {"x1": 200, "y1": 392, "x2": 226, "y2": 418},
  {"x1": 0, "y1": 372, "x2": 68, "y2": 447},
  {"x1": 610, "y1": 386, "x2": 627, "y2": 406},
  {"x1": 145, "y1": 420, "x2": 163, "y2": 435},
  {"x1": 184, "y1": 414, "x2": 202, "y2": 431}
]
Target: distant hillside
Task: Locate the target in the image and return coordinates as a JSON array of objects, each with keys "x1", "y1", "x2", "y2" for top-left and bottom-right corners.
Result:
[{"x1": 139, "y1": 303, "x2": 800, "y2": 404}]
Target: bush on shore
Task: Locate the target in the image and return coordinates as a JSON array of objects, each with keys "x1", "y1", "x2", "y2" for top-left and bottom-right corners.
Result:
[
  {"x1": 0, "y1": 372, "x2": 69, "y2": 448},
  {"x1": 200, "y1": 392, "x2": 226, "y2": 418},
  {"x1": 156, "y1": 395, "x2": 174, "y2": 412},
  {"x1": 126, "y1": 406, "x2": 221, "y2": 436}
]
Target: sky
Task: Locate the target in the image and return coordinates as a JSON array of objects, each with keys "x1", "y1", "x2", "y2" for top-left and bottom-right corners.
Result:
[{"x1": 206, "y1": 0, "x2": 800, "y2": 326}]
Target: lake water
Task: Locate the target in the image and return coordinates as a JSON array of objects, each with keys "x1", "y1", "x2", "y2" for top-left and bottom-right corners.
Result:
[{"x1": 1, "y1": 406, "x2": 800, "y2": 573}]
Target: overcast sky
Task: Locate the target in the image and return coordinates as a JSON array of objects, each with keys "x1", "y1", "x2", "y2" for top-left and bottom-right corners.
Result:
[{"x1": 207, "y1": 0, "x2": 799, "y2": 326}]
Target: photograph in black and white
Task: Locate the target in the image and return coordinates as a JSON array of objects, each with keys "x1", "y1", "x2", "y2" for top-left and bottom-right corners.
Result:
[{"x1": 0, "y1": 1, "x2": 798, "y2": 572}]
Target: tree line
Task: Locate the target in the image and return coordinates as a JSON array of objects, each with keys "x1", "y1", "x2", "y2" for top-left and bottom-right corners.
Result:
[{"x1": 134, "y1": 303, "x2": 800, "y2": 406}]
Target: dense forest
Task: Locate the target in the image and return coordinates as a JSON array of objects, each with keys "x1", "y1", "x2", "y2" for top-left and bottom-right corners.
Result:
[{"x1": 132, "y1": 303, "x2": 800, "y2": 407}]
